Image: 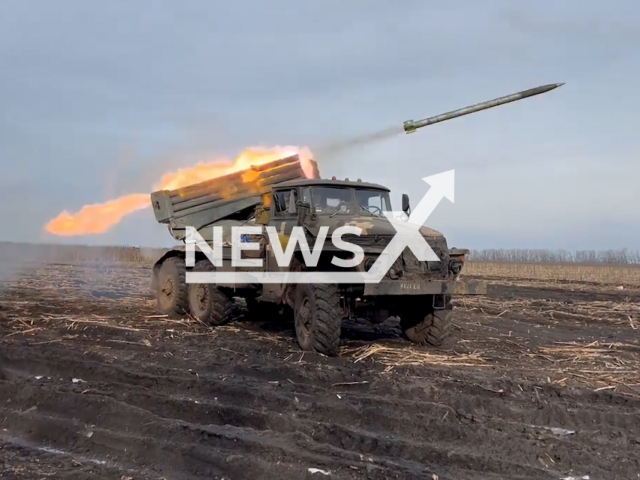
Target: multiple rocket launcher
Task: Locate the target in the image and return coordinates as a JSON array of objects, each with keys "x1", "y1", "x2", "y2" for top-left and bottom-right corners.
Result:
[{"x1": 150, "y1": 155, "x2": 319, "y2": 238}]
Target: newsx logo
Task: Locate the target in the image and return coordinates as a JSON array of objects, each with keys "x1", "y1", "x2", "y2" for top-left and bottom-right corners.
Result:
[
  {"x1": 184, "y1": 170, "x2": 455, "y2": 284},
  {"x1": 186, "y1": 224, "x2": 368, "y2": 269}
]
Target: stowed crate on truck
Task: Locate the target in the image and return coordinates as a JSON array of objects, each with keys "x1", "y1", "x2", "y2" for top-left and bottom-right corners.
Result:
[{"x1": 149, "y1": 154, "x2": 486, "y2": 356}]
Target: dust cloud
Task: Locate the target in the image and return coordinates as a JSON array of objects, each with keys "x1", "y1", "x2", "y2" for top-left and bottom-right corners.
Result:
[
  {"x1": 0, "y1": 243, "x2": 162, "y2": 295},
  {"x1": 0, "y1": 244, "x2": 48, "y2": 294}
]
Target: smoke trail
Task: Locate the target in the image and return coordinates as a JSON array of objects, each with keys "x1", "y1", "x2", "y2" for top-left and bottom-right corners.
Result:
[
  {"x1": 314, "y1": 125, "x2": 403, "y2": 159},
  {"x1": 0, "y1": 243, "x2": 50, "y2": 295}
]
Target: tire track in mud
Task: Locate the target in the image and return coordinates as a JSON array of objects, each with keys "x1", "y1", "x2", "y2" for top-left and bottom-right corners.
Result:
[
  {"x1": 0, "y1": 432, "x2": 152, "y2": 480},
  {"x1": 1, "y1": 377, "x2": 552, "y2": 480},
  {"x1": 2, "y1": 339, "x2": 638, "y2": 480},
  {"x1": 2, "y1": 264, "x2": 640, "y2": 479}
]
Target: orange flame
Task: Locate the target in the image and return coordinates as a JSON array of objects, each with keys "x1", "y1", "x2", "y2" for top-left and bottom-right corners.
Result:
[
  {"x1": 44, "y1": 194, "x2": 151, "y2": 236},
  {"x1": 155, "y1": 146, "x2": 315, "y2": 191},
  {"x1": 45, "y1": 146, "x2": 316, "y2": 236}
]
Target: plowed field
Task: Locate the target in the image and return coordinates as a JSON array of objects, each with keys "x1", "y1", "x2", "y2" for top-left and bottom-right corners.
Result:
[{"x1": 1, "y1": 263, "x2": 639, "y2": 479}]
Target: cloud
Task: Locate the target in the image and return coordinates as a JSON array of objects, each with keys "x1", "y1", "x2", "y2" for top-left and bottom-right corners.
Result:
[
  {"x1": 0, "y1": 0, "x2": 638, "y2": 249},
  {"x1": 500, "y1": 6, "x2": 640, "y2": 43}
]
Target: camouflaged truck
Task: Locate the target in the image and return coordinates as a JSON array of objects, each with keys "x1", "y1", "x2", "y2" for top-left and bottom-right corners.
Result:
[{"x1": 149, "y1": 154, "x2": 486, "y2": 356}]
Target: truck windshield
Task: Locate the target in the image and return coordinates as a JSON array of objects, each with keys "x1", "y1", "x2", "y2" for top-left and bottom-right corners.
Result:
[
  {"x1": 355, "y1": 189, "x2": 391, "y2": 216},
  {"x1": 309, "y1": 187, "x2": 390, "y2": 216}
]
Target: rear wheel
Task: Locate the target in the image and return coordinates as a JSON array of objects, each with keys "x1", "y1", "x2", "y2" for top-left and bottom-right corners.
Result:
[
  {"x1": 400, "y1": 296, "x2": 453, "y2": 346},
  {"x1": 293, "y1": 283, "x2": 342, "y2": 356},
  {"x1": 188, "y1": 260, "x2": 235, "y2": 326},
  {"x1": 156, "y1": 257, "x2": 189, "y2": 318}
]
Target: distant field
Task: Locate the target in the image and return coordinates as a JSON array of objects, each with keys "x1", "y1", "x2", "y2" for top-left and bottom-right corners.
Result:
[
  {"x1": 1, "y1": 242, "x2": 639, "y2": 286},
  {"x1": 465, "y1": 261, "x2": 640, "y2": 286},
  {"x1": 0, "y1": 241, "x2": 165, "y2": 265}
]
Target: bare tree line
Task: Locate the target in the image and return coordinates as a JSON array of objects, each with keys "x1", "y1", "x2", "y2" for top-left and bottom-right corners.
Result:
[
  {"x1": 468, "y1": 249, "x2": 640, "y2": 265},
  {"x1": 1, "y1": 242, "x2": 639, "y2": 266}
]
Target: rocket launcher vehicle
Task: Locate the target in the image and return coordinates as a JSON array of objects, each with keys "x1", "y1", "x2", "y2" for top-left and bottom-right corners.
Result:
[{"x1": 150, "y1": 154, "x2": 320, "y2": 240}]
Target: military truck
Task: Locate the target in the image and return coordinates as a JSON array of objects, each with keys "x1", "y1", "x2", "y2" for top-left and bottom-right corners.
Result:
[
  {"x1": 149, "y1": 154, "x2": 485, "y2": 356},
  {"x1": 149, "y1": 82, "x2": 564, "y2": 356}
]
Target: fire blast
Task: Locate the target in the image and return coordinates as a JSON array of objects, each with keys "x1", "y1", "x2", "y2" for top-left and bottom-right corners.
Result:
[{"x1": 45, "y1": 146, "x2": 315, "y2": 236}]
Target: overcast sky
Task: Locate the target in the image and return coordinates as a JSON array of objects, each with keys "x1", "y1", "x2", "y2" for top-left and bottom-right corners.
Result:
[{"x1": 1, "y1": 0, "x2": 638, "y2": 250}]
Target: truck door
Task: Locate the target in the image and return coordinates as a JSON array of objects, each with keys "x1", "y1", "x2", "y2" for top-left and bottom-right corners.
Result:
[{"x1": 266, "y1": 188, "x2": 299, "y2": 273}]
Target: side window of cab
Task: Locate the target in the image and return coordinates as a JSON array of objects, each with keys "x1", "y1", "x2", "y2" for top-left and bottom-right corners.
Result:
[
  {"x1": 273, "y1": 189, "x2": 297, "y2": 216},
  {"x1": 301, "y1": 187, "x2": 311, "y2": 204}
]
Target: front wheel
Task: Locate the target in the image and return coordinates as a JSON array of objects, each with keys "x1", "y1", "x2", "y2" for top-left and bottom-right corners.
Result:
[
  {"x1": 293, "y1": 283, "x2": 342, "y2": 356},
  {"x1": 400, "y1": 296, "x2": 453, "y2": 346}
]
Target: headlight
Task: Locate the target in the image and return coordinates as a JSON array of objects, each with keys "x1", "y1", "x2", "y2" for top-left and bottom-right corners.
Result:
[
  {"x1": 364, "y1": 257, "x2": 376, "y2": 271},
  {"x1": 449, "y1": 259, "x2": 463, "y2": 275}
]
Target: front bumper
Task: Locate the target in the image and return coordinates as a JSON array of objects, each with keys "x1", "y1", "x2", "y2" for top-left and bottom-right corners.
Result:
[{"x1": 363, "y1": 279, "x2": 487, "y2": 296}]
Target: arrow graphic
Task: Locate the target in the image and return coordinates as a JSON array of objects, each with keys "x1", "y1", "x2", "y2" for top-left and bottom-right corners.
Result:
[
  {"x1": 367, "y1": 168, "x2": 455, "y2": 281},
  {"x1": 406, "y1": 170, "x2": 455, "y2": 227}
]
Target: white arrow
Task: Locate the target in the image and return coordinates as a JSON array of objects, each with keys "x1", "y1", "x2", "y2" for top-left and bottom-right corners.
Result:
[{"x1": 406, "y1": 170, "x2": 455, "y2": 227}]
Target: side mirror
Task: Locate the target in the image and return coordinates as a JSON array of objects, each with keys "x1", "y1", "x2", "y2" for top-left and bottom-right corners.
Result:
[
  {"x1": 401, "y1": 193, "x2": 411, "y2": 214},
  {"x1": 296, "y1": 201, "x2": 311, "y2": 225}
]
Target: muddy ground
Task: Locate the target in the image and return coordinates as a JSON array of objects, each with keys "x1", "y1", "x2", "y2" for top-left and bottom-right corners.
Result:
[{"x1": 0, "y1": 263, "x2": 639, "y2": 480}]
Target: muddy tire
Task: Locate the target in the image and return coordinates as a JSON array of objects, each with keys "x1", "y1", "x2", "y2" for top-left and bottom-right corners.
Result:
[
  {"x1": 293, "y1": 283, "x2": 342, "y2": 356},
  {"x1": 156, "y1": 257, "x2": 189, "y2": 318},
  {"x1": 187, "y1": 260, "x2": 235, "y2": 326},
  {"x1": 400, "y1": 307, "x2": 453, "y2": 346}
]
